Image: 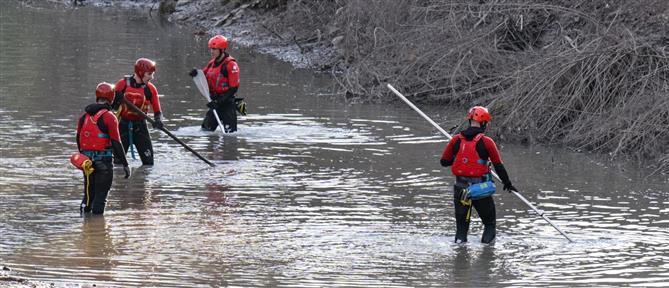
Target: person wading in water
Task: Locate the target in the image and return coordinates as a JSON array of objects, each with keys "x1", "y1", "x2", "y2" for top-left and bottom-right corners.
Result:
[
  {"x1": 112, "y1": 58, "x2": 163, "y2": 165},
  {"x1": 190, "y1": 35, "x2": 241, "y2": 133},
  {"x1": 440, "y1": 106, "x2": 518, "y2": 243},
  {"x1": 75, "y1": 82, "x2": 130, "y2": 214}
]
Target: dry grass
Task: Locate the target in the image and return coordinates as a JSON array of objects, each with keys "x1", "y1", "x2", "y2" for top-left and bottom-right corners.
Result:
[{"x1": 262, "y1": 0, "x2": 669, "y2": 172}]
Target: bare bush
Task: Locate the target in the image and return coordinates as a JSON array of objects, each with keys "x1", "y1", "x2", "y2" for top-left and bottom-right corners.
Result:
[{"x1": 266, "y1": 0, "x2": 669, "y2": 172}]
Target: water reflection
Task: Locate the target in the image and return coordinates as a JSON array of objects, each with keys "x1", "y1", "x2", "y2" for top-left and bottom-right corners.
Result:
[
  {"x1": 449, "y1": 245, "x2": 498, "y2": 286},
  {"x1": 78, "y1": 215, "x2": 116, "y2": 282},
  {"x1": 111, "y1": 166, "x2": 154, "y2": 211},
  {"x1": 0, "y1": 1, "x2": 668, "y2": 287},
  {"x1": 204, "y1": 183, "x2": 239, "y2": 208}
]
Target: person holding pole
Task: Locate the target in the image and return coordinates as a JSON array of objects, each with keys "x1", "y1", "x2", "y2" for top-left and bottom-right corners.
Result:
[
  {"x1": 75, "y1": 82, "x2": 130, "y2": 215},
  {"x1": 440, "y1": 106, "x2": 518, "y2": 244},
  {"x1": 112, "y1": 58, "x2": 163, "y2": 165},
  {"x1": 387, "y1": 84, "x2": 572, "y2": 242},
  {"x1": 189, "y1": 35, "x2": 240, "y2": 133}
]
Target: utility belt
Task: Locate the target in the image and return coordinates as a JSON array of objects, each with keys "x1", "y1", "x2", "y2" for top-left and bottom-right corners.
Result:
[
  {"x1": 456, "y1": 173, "x2": 496, "y2": 222},
  {"x1": 82, "y1": 149, "x2": 112, "y2": 161},
  {"x1": 456, "y1": 174, "x2": 496, "y2": 201},
  {"x1": 455, "y1": 175, "x2": 489, "y2": 188}
]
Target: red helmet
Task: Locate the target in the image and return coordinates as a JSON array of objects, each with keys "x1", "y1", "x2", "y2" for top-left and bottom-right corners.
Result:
[
  {"x1": 467, "y1": 106, "x2": 491, "y2": 123},
  {"x1": 95, "y1": 82, "x2": 115, "y2": 103},
  {"x1": 208, "y1": 35, "x2": 228, "y2": 50},
  {"x1": 134, "y1": 58, "x2": 156, "y2": 79}
]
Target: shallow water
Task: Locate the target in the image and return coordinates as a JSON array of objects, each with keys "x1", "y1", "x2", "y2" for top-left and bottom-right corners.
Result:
[{"x1": 1, "y1": 1, "x2": 668, "y2": 287}]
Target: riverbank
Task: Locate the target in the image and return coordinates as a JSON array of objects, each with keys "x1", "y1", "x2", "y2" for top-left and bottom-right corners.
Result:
[
  {"x1": 246, "y1": 0, "x2": 669, "y2": 174},
  {"x1": 39, "y1": 0, "x2": 668, "y2": 173}
]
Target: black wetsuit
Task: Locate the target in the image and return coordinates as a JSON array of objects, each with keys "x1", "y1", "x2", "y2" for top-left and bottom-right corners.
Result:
[
  {"x1": 441, "y1": 126, "x2": 514, "y2": 243},
  {"x1": 77, "y1": 103, "x2": 128, "y2": 214}
]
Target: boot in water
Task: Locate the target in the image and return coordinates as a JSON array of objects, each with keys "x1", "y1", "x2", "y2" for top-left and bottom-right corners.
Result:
[{"x1": 481, "y1": 224, "x2": 496, "y2": 244}]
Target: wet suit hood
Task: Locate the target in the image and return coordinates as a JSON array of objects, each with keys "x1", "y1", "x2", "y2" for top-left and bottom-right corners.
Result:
[
  {"x1": 460, "y1": 126, "x2": 486, "y2": 140},
  {"x1": 84, "y1": 103, "x2": 111, "y2": 115}
]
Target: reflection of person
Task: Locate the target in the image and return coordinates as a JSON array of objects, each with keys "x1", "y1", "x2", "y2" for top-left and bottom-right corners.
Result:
[
  {"x1": 76, "y1": 83, "x2": 130, "y2": 214},
  {"x1": 112, "y1": 58, "x2": 163, "y2": 165},
  {"x1": 451, "y1": 245, "x2": 497, "y2": 285},
  {"x1": 189, "y1": 35, "x2": 240, "y2": 133},
  {"x1": 205, "y1": 183, "x2": 238, "y2": 207},
  {"x1": 112, "y1": 166, "x2": 154, "y2": 211},
  {"x1": 207, "y1": 135, "x2": 240, "y2": 160},
  {"x1": 80, "y1": 215, "x2": 115, "y2": 279},
  {"x1": 440, "y1": 106, "x2": 518, "y2": 243}
]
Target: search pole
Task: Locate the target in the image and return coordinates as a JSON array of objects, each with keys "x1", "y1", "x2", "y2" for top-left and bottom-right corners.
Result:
[{"x1": 387, "y1": 83, "x2": 573, "y2": 242}]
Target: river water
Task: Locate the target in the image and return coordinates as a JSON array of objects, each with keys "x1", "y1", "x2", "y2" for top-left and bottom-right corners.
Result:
[{"x1": 1, "y1": 2, "x2": 668, "y2": 287}]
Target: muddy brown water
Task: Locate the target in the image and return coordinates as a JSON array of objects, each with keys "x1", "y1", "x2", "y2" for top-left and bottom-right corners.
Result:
[{"x1": 1, "y1": 2, "x2": 668, "y2": 287}]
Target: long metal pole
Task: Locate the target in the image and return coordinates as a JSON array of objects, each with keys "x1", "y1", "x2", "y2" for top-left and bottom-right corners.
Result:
[
  {"x1": 387, "y1": 84, "x2": 573, "y2": 242},
  {"x1": 121, "y1": 98, "x2": 216, "y2": 167}
]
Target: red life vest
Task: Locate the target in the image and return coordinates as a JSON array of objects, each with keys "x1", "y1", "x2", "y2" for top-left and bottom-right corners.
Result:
[
  {"x1": 205, "y1": 56, "x2": 237, "y2": 94},
  {"x1": 79, "y1": 109, "x2": 111, "y2": 151},
  {"x1": 451, "y1": 133, "x2": 490, "y2": 177},
  {"x1": 119, "y1": 77, "x2": 153, "y2": 120}
]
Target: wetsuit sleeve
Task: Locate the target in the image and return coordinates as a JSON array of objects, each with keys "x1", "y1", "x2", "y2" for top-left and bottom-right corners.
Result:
[
  {"x1": 482, "y1": 136, "x2": 513, "y2": 186},
  {"x1": 111, "y1": 78, "x2": 126, "y2": 110},
  {"x1": 76, "y1": 113, "x2": 85, "y2": 151},
  {"x1": 494, "y1": 163, "x2": 513, "y2": 186},
  {"x1": 223, "y1": 87, "x2": 238, "y2": 98},
  {"x1": 227, "y1": 61, "x2": 240, "y2": 88},
  {"x1": 148, "y1": 83, "x2": 161, "y2": 114},
  {"x1": 482, "y1": 136, "x2": 502, "y2": 165},
  {"x1": 440, "y1": 137, "x2": 458, "y2": 167},
  {"x1": 103, "y1": 112, "x2": 128, "y2": 166}
]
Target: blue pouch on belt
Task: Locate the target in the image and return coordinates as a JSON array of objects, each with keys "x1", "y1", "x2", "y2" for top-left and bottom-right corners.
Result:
[{"x1": 466, "y1": 181, "x2": 496, "y2": 200}]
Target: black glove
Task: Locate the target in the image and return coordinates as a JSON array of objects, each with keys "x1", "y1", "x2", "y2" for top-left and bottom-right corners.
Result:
[
  {"x1": 152, "y1": 119, "x2": 163, "y2": 130},
  {"x1": 152, "y1": 112, "x2": 164, "y2": 130},
  {"x1": 503, "y1": 183, "x2": 518, "y2": 193},
  {"x1": 123, "y1": 165, "x2": 131, "y2": 179},
  {"x1": 206, "y1": 100, "x2": 218, "y2": 109},
  {"x1": 189, "y1": 68, "x2": 198, "y2": 77}
]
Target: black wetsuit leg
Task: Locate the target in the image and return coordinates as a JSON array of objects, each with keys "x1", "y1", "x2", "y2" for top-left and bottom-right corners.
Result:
[
  {"x1": 82, "y1": 158, "x2": 113, "y2": 214},
  {"x1": 454, "y1": 185, "x2": 470, "y2": 243},
  {"x1": 132, "y1": 120, "x2": 154, "y2": 165},
  {"x1": 473, "y1": 196, "x2": 496, "y2": 243}
]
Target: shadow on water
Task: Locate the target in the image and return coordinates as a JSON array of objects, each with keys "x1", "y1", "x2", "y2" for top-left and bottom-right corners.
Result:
[{"x1": 0, "y1": 1, "x2": 668, "y2": 287}]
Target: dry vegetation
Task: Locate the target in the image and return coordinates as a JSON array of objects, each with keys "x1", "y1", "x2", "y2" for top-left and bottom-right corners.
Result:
[{"x1": 255, "y1": 0, "x2": 669, "y2": 172}]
